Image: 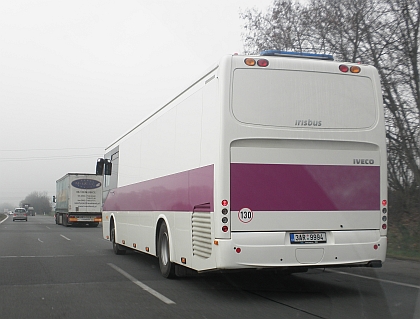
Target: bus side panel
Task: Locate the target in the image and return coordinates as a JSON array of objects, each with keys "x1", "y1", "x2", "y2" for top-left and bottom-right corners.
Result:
[{"x1": 103, "y1": 74, "x2": 221, "y2": 271}]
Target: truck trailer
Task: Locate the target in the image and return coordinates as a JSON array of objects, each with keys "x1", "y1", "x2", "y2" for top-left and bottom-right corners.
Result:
[{"x1": 54, "y1": 173, "x2": 102, "y2": 227}]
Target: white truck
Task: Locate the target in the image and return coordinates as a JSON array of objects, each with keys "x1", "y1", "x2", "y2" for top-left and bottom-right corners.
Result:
[{"x1": 54, "y1": 173, "x2": 103, "y2": 227}]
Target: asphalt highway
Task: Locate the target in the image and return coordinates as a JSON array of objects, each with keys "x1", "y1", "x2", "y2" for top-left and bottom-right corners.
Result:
[{"x1": 0, "y1": 215, "x2": 419, "y2": 319}]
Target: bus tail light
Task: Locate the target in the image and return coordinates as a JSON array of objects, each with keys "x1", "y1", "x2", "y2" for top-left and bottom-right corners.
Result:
[
  {"x1": 222, "y1": 226, "x2": 229, "y2": 232},
  {"x1": 244, "y1": 58, "x2": 269, "y2": 67},
  {"x1": 339, "y1": 64, "x2": 362, "y2": 73},
  {"x1": 257, "y1": 59, "x2": 269, "y2": 67},
  {"x1": 381, "y1": 199, "x2": 387, "y2": 231},
  {"x1": 339, "y1": 65, "x2": 349, "y2": 72}
]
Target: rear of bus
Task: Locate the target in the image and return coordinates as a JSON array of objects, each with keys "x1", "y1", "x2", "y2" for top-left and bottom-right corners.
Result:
[{"x1": 216, "y1": 51, "x2": 387, "y2": 270}]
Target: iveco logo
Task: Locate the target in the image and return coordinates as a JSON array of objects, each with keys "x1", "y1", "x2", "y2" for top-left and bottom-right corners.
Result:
[{"x1": 353, "y1": 159, "x2": 375, "y2": 165}]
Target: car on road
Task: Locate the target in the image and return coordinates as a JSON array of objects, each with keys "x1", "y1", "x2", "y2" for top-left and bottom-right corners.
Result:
[{"x1": 13, "y1": 208, "x2": 27, "y2": 222}]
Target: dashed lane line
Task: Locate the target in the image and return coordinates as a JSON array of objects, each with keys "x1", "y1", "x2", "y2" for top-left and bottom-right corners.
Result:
[
  {"x1": 108, "y1": 263, "x2": 176, "y2": 305},
  {"x1": 60, "y1": 234, "x2": 71, "y2": 241}
]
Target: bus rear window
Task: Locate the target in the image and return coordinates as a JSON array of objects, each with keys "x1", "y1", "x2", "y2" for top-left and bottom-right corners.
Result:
[{"x1": 232, "y1": 69, "x2": 378, "y2": 129}]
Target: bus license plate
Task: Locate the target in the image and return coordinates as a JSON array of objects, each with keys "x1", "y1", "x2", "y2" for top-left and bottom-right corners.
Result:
[{"x1": 290, "y1": 232, "x2": 326, "y2": 244}]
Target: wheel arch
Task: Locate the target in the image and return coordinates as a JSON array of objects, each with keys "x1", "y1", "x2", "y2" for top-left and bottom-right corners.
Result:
[
  {"x1": 109, "y1": 213, "x2": 117, "y2": 241},
  {"x1": 155, "y1": 215, "x2": 173, "y2": 259}
]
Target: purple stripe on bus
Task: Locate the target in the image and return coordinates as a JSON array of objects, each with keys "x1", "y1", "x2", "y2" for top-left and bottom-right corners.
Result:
[
  {"x1": 230, "y1": 163, "x2": 380, "y2": 211},
  {"x1": 103, "y1": 165, "x2": 214, "y2": 212}
]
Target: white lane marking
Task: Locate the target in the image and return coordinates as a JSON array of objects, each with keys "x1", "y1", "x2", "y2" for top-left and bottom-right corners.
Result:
[
  {"x1": 327, "y1": 269, "x2": 420, "y2": 289},
  {"x1": 38, "y1": 238, "x2": 44, "y2": 243},
  {"x1": 46, "y1": 226, "x2": 51, "y2": 229},
  {"x1": 0, "y1": 214, "x2": 9, "y2": 224},
  {"x1": 60, "y1": 234, "x2": 71, "y2": 241},
  {"x1": 108, "y1": 263, "x2": 176, "y2": 305}
]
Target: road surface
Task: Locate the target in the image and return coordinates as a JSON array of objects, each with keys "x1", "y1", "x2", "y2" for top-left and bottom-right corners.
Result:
[{"x1": 0, "y1": 215, "x2": 419, "y2": 318}]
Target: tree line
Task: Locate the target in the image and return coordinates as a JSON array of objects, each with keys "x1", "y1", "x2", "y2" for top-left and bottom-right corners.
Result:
[
  {"x1": 0, "y1": 191, "x2": 52, "y2": 215},
  {"x1": 241, "y1": 0, "x2": 420, "y2": 217}
]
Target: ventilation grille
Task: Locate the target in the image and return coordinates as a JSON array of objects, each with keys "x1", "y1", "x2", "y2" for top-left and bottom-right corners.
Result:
[{"x1": 192, "y1": 212, "x2": 212, "y2": 259}]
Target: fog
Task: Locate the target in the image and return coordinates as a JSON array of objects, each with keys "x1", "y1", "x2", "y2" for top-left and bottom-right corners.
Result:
[{"x1": 0, "y1": 0, "x2": 272, "y2": 207}]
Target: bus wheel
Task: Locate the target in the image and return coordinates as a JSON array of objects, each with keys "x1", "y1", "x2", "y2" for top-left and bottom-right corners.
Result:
[
  {"x1": 111, "y1": 226, "x2": 126, "y2": 255},
  {"x1": 158, "y1": 223, "x2": 176, "y2": 278}
]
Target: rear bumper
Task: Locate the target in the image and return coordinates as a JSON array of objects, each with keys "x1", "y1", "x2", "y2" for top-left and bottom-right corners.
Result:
[{"x1": 215, "y1": 230, "x2": 387, "y2": 269}]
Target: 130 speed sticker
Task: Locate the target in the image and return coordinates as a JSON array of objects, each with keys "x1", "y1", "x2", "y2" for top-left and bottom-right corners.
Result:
[{"x1": 238, "y1": 208, "x2": 253, "y2": 223}]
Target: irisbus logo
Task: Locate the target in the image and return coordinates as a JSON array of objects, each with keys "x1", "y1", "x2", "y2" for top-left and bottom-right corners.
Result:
[
  {"x1": 71, "y1": 179, "x2": 102, "y2": 189},
  {"x1": 295, "y1": 119, "x2": 322, "y2": 127}
]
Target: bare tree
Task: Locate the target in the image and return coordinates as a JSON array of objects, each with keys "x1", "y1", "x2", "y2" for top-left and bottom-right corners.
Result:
[
  {"x1": 20, "y1": 191, "x2": 52, "y2": 215},
  {"x1": 241, "y1": 0, "x2": 420, "y2": 212}
]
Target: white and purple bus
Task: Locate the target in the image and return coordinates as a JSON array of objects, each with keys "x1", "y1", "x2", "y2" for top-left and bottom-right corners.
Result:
[{"x1": 100, "y1": 51, "x2": 388, "y2": 278}]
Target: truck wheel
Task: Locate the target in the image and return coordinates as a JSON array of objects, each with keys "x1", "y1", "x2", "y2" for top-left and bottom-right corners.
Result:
[
  {"x1": 111, "y1": 226, "x2": 126, "y2": 255},
  {"x1": 158, "y1": 223, "x2": 176, "y2": 278},
  {"x1": 63, "y1": 215, "x2": 69, "y2": 227}
]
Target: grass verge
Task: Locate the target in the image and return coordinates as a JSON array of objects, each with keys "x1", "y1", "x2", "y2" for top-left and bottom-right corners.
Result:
[{"x1": 387, "y1": 212, "x2": 420, "y2": 261}]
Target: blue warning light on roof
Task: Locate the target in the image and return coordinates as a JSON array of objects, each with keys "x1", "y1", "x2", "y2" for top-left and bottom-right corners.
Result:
[{"x1": 260, "y1": 50, "x2": 334, "y2": 61}]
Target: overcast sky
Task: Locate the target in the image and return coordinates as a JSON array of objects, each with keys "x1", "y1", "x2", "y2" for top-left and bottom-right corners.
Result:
[{"x1": 0, "y1": 0, "x2": 274, "y2": 207}]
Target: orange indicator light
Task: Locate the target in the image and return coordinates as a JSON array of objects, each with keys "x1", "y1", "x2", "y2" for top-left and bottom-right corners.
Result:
[{"x1": 244, "y1": 58, "x2": 256, "y2": 66}]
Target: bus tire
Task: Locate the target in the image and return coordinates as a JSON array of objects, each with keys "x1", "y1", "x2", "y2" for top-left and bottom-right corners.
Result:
[
  {"x1": 111, "y1": 226, "x2": 126, "y2": 255},
  {"x1": 158, "y1": 223, "x2": 176, "y2": 278}
]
